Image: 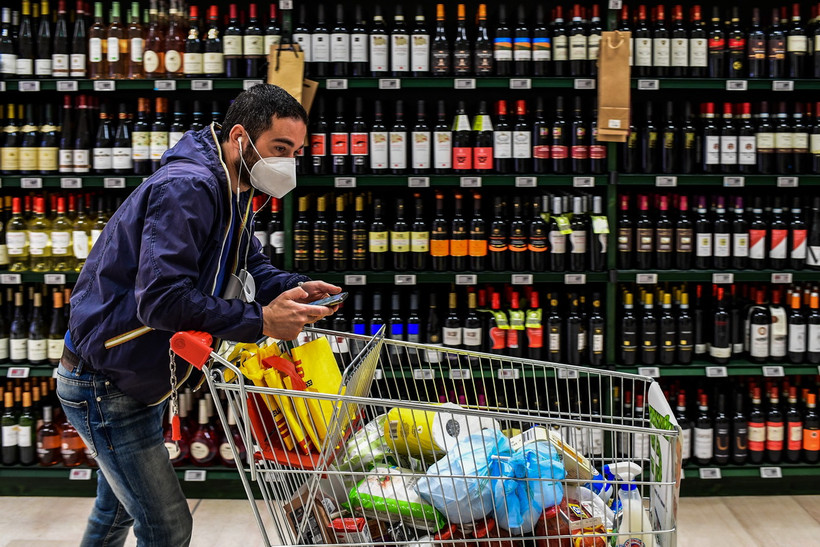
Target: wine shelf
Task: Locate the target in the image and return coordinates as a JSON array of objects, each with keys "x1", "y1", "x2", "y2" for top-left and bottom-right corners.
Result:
[
  {"x1": 0, "y1": 78, "x2": 266, "y2": 92},
  {"x1": 615, "y1": 270, "x2": 820, "y2": 283},
  {"x1": 616, "y1": 175, "x2": 820, "y2": 186},
  {"x1": 310, "y1": 271, "x2": 609, "y2": 285},
  {"x1": 1, "y1": 365, "x2": 58, "y2": 378},
  {"x1": 631, "y1": 78, "x2": 820, "y2": 91},
  {"x1": 0, "y1": 176, "x2": 145, "y2": 189},
  {"x1": 297, "y1": 175, "x2": 608, "y2": 187},
  {"x1": 0, "y1": 272, "x2": 80, "y2": 284},
  {"x1": 617, "y1": 362, "x2": 820, "y2": 378}
]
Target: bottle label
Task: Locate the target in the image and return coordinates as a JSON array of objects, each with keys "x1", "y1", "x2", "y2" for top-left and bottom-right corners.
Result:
[
  {"x1": 411, "y1": 231, "x2": 429, "y2": 252},
  {"x1": 434, "y1": 131, "x2": 452, "y2": 169},
  {"x1": 2, "y1": 424, "x2": 17, "y2": 448},
  {"x1": 469, "y1": 238, "x2": 488, "y2": 257},
  {"x1": 714, "y1": 232, "x2": 730, "y2": 257},
  {"x1": 411, "y1": 34, "x2": 430, "y2": 72},
  {"x1": 653, "y1": 38, "x2": 671, "y2": 66},
  {"x1": 165, "y1": 50, "x2": 182, "y2": 73},
  {"x1": 150, "y1": 132, "x2": 169, "y2": 160},
  {"x1": 311, "y1": 134, "x2": 328, "y2": 157},
  {"x1": 89, "y1": 38, "x2": 103, "y2": 63},
  {"x1": 681, "y1": 428, "x2": 692, "y2": 459},
  {"x1": 803, "y1": 428, "x2": 820, "y2": 452},
  {"x1": 513, "y1": 37, "x2": 532, "y2": 61},
  {"x1": 72, "y1": 231, "x2": 89, "y2": 260},
  {"x1": 635, "y1": 38, "x2": 652, "y2": 66},
  {"x1": 792, "y1": 229, "x2": 807, "y2": 259},
  {"x1": 571, "y1": 144, "x2": 589, "y2": 160},
  {"x1": 223, "y1": 35, "x2": 244, "y2": 57},
  {"x1": 671, "y1": 38, "x2": 688, "y2": 67},
  {"x1": 10, "y1": 338, "x2": 27, "y2": 361},
  {"x1": 569, "y1": 230, "x2": 586, "y2": 254},
  {"x1": 569, "y1": 34, "x2": 587, "y2": 61},
  {"x1": 91, "y1": 229, "x2": 104, "y2": 248},
  {"x1": 450, "y1": 236, "x2": 468, "y2": 257},
  {"x1": 183, "y1": 52, "x2": 204, "y2": 74},
  {"x1": 311, "y1": 32, "x2": 330, "y2": 62},
  {"x1": 587, "y1": 34, "x2": 601, "y2": 62},
  {"x1": 0, "y1": 244, "x2": 7, "y2": 265},
  {"x1": 430, "y1": 238, "x2": 449, "y2": 257},
  {"x1": 770, "y1": 229, "x2": 788, "y2": 259},
  {"x1": 704, "y1": 135, "x2": 720, "y2": 164},
  {"x1": 636, "y1": 227, "x2": 653, "y2": 253},
  {"x1": 271, "y1": 231, "x2": 285, "y2": 253},
  {"x1": 190, "y1": 441, "x2": 211, "y2": 461},
  {"x1": 245, "y1": 35, "x2": 265, "y2": 56},
  {"x1": 391, "y1": 33, "x2": 410, "y2": 71},
  {"x1": 553, "y1": 35, "x2": 568, "y2": 61},
  {"x1": 748, "y1": 422, "x2": 766, "y2": 450},
  {"x1": 787, "y1": 35, "x2": 808, "y2": 53},
  {"x1": 775, "y1": 132, "x2": 793, "y2": 150},
  {"x1": 34, "y1": 58, "x2": 53, "y2": 76},
  {"x1": 695, "y1": 233, "x2": 713, "y2": 257},
  {"x1": 789, "y1": 324, "x2": 807, "y2": 353},
  {"x1": 370, "y1": 131, "x2": 388, "y2": 169},
  {"x1": 0, "y1": 337, "x2": 8, "y2": 361},
  {"x1": 788, "y1": 423, "x2": 803, "y2": 451},
  {"x1": 617, "y1": 227, "x2": 632, "y2": 253},
  {"x1": 47, "y1": 338, "x2": 65, "y2": 362},
  {"x1": 709, "y1": 344, "x2": 731, "y2": 359},
  {"x1": 813, "y1": 135, "x2": 820, "y2": 155},
  {"x1": 590, "y1": 144, "x2": 606, "y2": 160},
  {"x1": 203, "y1": 52, "x2": 224, "y2": 74},
  {"x1": 52, "y1": 54, "x2": 70, "y2": 75},
  {"x1": 793, "y1": 132, "x2": 809, "y2": 151},
  {"x1": 494, "y1": 131, "x2": 512, "y2": 159},
  {"x1": 390, "y1": 231, "x2": 410, "y2": 253},
  {"x1": 390, "y1": 131, "x2": 408, "y2": 169},
  {"x1": 656, "y1": 228, "x2": 673, "y2": 252},
  {"x1": 462, "y1": 327, "x2": 481, "y2": 348},
  {"x1": 35, "y1": 146, "x2": 56, "y2": 172},
  {"x1": 751, "y1": 324, "x2": 769, "y2": 358},
  {"x1": 766, "y1": 422, "x2": 784, "y2": 450},
  {"x1": 350, "y1": 132, "x2": 368, "y2": 156},
  {"x1": 132, "y1": 131, "x2": 151, "y2": 160},
  {"x1": 368, "y1": 231, "x2": 388, "y2": 253},
  {"x1": 551, "y1": 144, "x2": 568, "y2": 160},
  {"x1": 720, "y1": 136, "x2": 738, "y2": 165},
  {"x1": 143, "y1": 50, "x2": 160, "y2": 73},
  {"x1": 749, "y1": 229, "x2": 767, "y2": 259},
  {"x1": 28, "y1": 231, "x2": 48, "y2": 256},
  {"x1": 6, "y1": 232, "x2": 26, "y2": 256},
  {"x1": 20, "y1": 148, "x2": 38, "y2": 172},
  {"x1": 264, "y1": 34, "x2": 282, "y2": 55},
  {"x1": 756, "y1": 132, "x2": 775, "y2": 150},
  {"x1": 254, "y1": 230, "x2": 269, "y2": 249},
  {"x1": 509, "y1": 131, "x2": 530, "y2": 158},
  {"x1": 473, "y1": 146, "x2": 493, "y2": 170},
  {"x1": 549, "y1": 231, "x2": 566, "y2": 253},
  {"x1": 453, "y1": 147, "x2": 473, "y2": 170},
  {"x1": 369, "y1": 35, "x2": 388, "y2": 71},
  {"x1": 1, "y1": 147, "x2": 19, "y2": 171},
  {"x1": 28, "y1": 339, "x2": 47, "y2": 361},
  {"x1": 331, "y1": 132, "x2": 349, "y2": 156},
  {"x1": 494, "y1": 38, "x2": 513, "y2": 61},
  {"x1": 348, "y1": 34, "x2": 367, "y2": 63},
  {"x1": 690, "y1": 38, "x2": 708, "y2": 67},
  {"x1": 534, "y1": 36, "x2": 552, "y2": 62},
  {"x1": 70, "y1": 54, "x2": 87, "y2": 76},
  {"x1": 107, "y1": 37, "x2": 121, "y2": 63},
  {"x1": 694, "y1": 427, "x2": 714, "y2": 460},
  {"x1": 443, "y1": 327, "x2": 462, "y2": 347},
  {"x1": 738, "y1": 135, "x2": 756, "y2": 165},
  {"x1": 112, "y1": 147, "x2": 133, "y2": 170},
  {"x1": 733, "y1": 232, "x2": 749, "y2": 257},
  {"x1": 52, "y1": 231, "x2": 71, "y2": 255}
]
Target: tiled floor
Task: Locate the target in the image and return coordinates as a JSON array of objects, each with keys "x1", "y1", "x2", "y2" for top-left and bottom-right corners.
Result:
[{"x1": 0, "y1": 495, "x2": 818, "y2": 546}]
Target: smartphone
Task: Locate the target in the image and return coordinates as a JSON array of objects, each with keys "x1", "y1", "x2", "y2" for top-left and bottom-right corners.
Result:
[{"x1": 308, "y1": 291, "x2": 349, "y2": 307}]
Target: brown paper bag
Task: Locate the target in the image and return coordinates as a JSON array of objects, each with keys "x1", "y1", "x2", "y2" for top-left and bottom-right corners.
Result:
[
  {"x1": 597, "y1": 31, "x2": 631, "y2": 143},
  {"x1": 301, "y1": 79, "x2": 318, "y2": 115},
  {"x1": 267, "y1": 43, "x2": 305, "y2": 105}
]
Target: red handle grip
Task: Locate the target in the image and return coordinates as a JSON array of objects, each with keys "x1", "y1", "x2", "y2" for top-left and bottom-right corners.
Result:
[{"x1": 170, "y1": 331, "x2": 214, "y2": 370}]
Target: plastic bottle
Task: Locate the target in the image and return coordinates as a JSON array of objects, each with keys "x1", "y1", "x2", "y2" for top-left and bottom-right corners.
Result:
[{"x1": 616, "y1": 483, "x2": 657, "y2": 547}]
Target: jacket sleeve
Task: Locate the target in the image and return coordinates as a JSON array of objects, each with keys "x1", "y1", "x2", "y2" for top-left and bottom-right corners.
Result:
[
  {"x1": 244, "y1": 229, "x2": 311, "y2": 305},
  {"x1": 133, "y1": 177, "x2": 265, "y2": 342}
]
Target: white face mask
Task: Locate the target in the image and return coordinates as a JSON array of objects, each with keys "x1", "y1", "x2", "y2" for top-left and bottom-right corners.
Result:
[{"x1": 239, "y1": 134, "x2": 297, "y2": 198}]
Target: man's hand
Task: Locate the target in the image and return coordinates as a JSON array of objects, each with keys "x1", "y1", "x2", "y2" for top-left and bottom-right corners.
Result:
[{"x1": 261, "y1": 282, "x2": 342, "y2": 340}]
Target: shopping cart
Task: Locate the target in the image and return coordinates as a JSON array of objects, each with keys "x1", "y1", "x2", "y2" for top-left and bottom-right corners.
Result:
[{"x1": 170, "y1": 327, "x2": 682, "y2": 547}]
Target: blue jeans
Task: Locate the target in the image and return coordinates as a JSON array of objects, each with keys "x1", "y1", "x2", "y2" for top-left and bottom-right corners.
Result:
[{"x1": 56, "y1": 361, "x2": 193, "y2": 547}]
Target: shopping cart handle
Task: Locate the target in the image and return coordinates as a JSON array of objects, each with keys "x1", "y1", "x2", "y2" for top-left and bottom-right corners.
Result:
[{"x1": 170, "y1": 331, "x2": 214, "y2": 369}]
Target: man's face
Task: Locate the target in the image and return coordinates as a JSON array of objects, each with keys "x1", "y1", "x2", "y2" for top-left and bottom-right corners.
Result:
[{"x1": 236, "y1": 116, "x2": 307, "y2": 186}]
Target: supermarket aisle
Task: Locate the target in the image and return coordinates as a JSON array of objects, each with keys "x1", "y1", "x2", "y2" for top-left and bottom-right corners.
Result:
[{"x1": 0, "y1": 495, "x2": 819, "y2": 546}]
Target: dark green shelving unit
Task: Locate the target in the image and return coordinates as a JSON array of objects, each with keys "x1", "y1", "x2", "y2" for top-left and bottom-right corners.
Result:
[
  {"x1": 297, "y1": 174, "x2": 607, "y2": 187},
  {"x1": 0, "y1": 78, "x2": 265, "y2": 92},
  {"x1": 617, "y1": 174, "x2": 820, "y2": 186},
  {"x1": 313, "y1": 271, "x2": 609, "y2": 284},
  {"x1": 615, "y1": 270, "x2": 820, "y2": 283},
  {"x1": 0, "y1": 175, "x2": 144, "y2": 188}
]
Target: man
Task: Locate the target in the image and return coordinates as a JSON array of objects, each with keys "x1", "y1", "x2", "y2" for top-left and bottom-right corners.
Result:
[{"x1": 57, "y1": 84, "x2": 339, "y2": 546}]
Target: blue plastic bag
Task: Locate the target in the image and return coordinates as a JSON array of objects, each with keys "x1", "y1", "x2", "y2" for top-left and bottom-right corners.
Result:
[
  {"x1": 493, "y1": 440, "x2": 566, "y2": 535},
  {"x1": 414, "y1": 430, "x2": 511, "y2": 525}
]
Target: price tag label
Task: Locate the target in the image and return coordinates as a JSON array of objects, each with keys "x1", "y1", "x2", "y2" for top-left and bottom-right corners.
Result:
[
  {"x1": 574, "y1": 79, "x2": 595, "y2": 89},
  {"x1": 573, "y1": 176, "x2": 595, "y2": 187},
  {"x1": 334, "y1": 177, "x2": 356, "y2": 188},
  {"x1": 564, "y1": 274, "x2": 587, "y2": 285},
  {"x1": 184, "y1": 470, "x2": 207, "y2": 482},
  {"x1": 512, "y1": 274, "x2": 533, "y2": 285},
  {"x1": 154, "y1": 80, "x2": 177, "y2": 91},
  {"x1": 655, "y1": 176, "x2": 677, "y2": 187},
  {"x1": 726, "y1": 80, "x2": 748, "y2": 91},
  {"x1": 191, "y1": 79, "x2": 213, "y2": 91},
  {"x1": 608, "y1": 0, "x2": 623, "y2": 10},
  {"x1": 60, "y1": 177, "x2": 82, "y2": 189},
  {"x1": 279, "y1": 0, "x2": 293, "y2": 9},
  {"x1": 777, "y1": 177, "x2": 799, "y2": 187},
  {"x1": 638, "y1": 367, "x2": 661, "y2": 378},
  {"x1": 510, "y1": 78, "x2": 532, "y2": 89},
  {"x1": 763, "y1": 366, "x2": 785, "y2": 377},
  {"x1": 772, "y1": 80, "x2": 794, "y2": 91},
  {"x1": 344, "y1": 275, "x2": 367, "y2": 285},
  {"x1": 712, "y1": 273, "x2": 734, "y2": 284},
  {"x1": 7, "y1": 367, "x2": 31, "y2": 379},
  {"x1": 557, "y1": 368, "x2": 580, "y2": 380},
  {"x1": 498, "y1": 368, "x2": 521, "y2": 380},
  {"x1": 449, "y1": 368, "x2": 471, "y2": 380},
  {"x1": 93, "y1": 80, "x2": 115, "y2": 91},
  {"x1": 395, "y1": 274, "x2": 417, "y2": 285},
  {"x1": 326, "y1": 79, "x2": 348, "y2": 90},
  {"x1": 698, "y1": 468, "x2": 722, "y2": 480},
  {"x1": 723, "y1": 176, "x2": 745, "y2": 187},
  {"x1": 69, "y1": 469, "x2": 93, "y2": 481},
  {"x1": 45, "y1": 274, "x2": 66, "y2": 285},
  {"x1": 705, "y1": 366, "x2": 728, "y2": 378},
  {"x1": 455, "y1": 274, "x2": 477, "y2": 285},
  {"x1": 454, "y1": 78, "x2": 476, "y2": 89},
  {"x1": 414, "y1": 369, "x2": 435, "y2": 380},
  {"x1": 637, "y1": 79, "x2": 659, "y2": 90},
  {"x1": 0, "y1": 82, "x2": 5, "y2": 92},
  {"x1": 56, "y1": 80, "x2": 78, "y2": 92},
  {"x1": 243, "y1": 79, "x2": 263, "y2": 90},
  {"x1": 408, "y1": 176, "x2": 430, "y2": 188},
  {"x1": 515, "y1": 176, "x2": 537, "y2": 187},
  {"x1": 103, "y1": 177, "x2": 126, "y2": 189},
  {"x1": 460, "y1": 177, "x2": 482, "y2": 187},
  {"x1": 760, "y1": 467, "x2": 783, "y2": 479},
  {"x1": 19, "y1": 80, "x2": 41, "y2": 92},
  {"x1": 21, "y1": 178, "x2": 43, "y2": 189},
  {"x1": 374, "y1": 368, "x2": 383, "y2": 380},
  {"x1": 771, "y1": 273, "x2": 793, "y2": 284},
  {"x1": 378, "y1": 78, "x2": 401, "y2": 90},
  {"x1": 636, "y1": 273, "x2": 658, "y2": 284},
  {"x1": 0, "y1": 274, "x2": 22, "y2": 284}
]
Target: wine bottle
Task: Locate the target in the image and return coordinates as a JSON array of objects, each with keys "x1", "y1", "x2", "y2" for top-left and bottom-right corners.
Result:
[
  {"x1": 18, "y1": 104, "x2": 39, "y2": 176},
  {"x1": 635, "y1": 194, "x2": 654, "y2": 269},
  {"x1": 368, "y1": 198, "x2": 387, "y2": 271},
  {"x1": 710, "y1": 286, "x2": 732, "y2": 364},
  {"x1": 655, "y1": 195, "x2": 674, "y2": 269},
  {"x1": 793, "y1": 102, "x2": 809, "y2": 175},
  {"x1": 390, "y1": 99, "x2": 408, "y2": 174},
  {"x1": 551, "y1": 96, "x2": 568, "y2": 174},
  {"x1": 452, "y1": 101, "x2": 472, "y2": 172},
  {"x1": 9, "y1": 292, "x2": 27, "y2": 363},
  {"x1": 675, "y1": 195, "x2": 694, "y2": 269},
  {"x1": 51, "y1": 198, "x2": 73, "y2": 272},
  {"x1": 786, "y1": 387, "x2": 803, "y2": 463},
  {"x1": 712, "y1": 196, "x2": 731, "y2": 270},
  {"x1": 472, "y1": 101, "x2": 493, "y2": 172},
  {"x1": 803, "y1": 393, "x2": 820, "y2": 463},
  {"x1": 1, "y1": 392, "x2": 17, "y2": 465},
  {"x1": 410, "y1": 5, "x2": 429, "y2": 76},
  {"x1": 737, "y1": 102, "x2": 757, "y2": 174},
  {"x1": 661, "y1": 101, "x2": 678, "y2": 173},
  {"x1": 182, "y1": 5, "x2": 203, "y2": 76},
  {"x1": 51, "y1": 0, "x2": 70, "y2": 78},
  {"x1": 770, "y1": 289, "x2": 788, "y2": 362},
  {"x1": 713, "y1": 393, "x2": 731, "y2": 465},
  {"x1": 308, "y1": 4, "x2": 329, "y2": 78},
  {"x1": 493, "y1": 100, "x2": 512, "y2": 174},
  {"x1": 731, "y1": 391, "x2": 748, "y2": 465},
  {"x1": 329, "y1": 196, "x2": 347, "y2": 272},
  {"x1": 719, "y1": 103, "x2": 737, "y2": 173},
  {"x1": 786, "y1": 3, "x2": 807, "y2": 78},
  {"x1": 670, "y1": 5, "x2": 688, "y2": 77},
  {"x1": 368, "y1": 99, "x2": 387, "y2": 174},
  {"x1": 430, "y1": 3, "x2": 449, "y2": 75},
  {"x1": 787, "y1": 291, "x2": 807, "y2": 364},
  {"x1": 616, "y1": 195, "x2": 633, "y2": 269},
  {"x1": 291, "y1": 4, "x2": 311, "y2": 74},
  {"x1": 676, "y1": 394, "x2": 692, "y2": 466},
  {"x1": 513, "y1": 4, "x2": 531, "y2": 76},
  {"x1": 15, "y1": 1, "x2": 34, "y2": 77},
  {"x1": 769, "y1": 200, "x2": 789, "y2": 270},
  {"x1": 28, "y1": 196, "x2": 52, "y2": 272},
  {"x1": 545, "y1": 295, "x2": 562, "y2": 362},
  {"x1": 677, "y1": 290, "x2": 694, "y2": 364},
  {"x1": 749, "y1": 289, "x2": 772, "y2": 362},
  {"x1": 633, "y1": 4, "x2": 652, "y2": 76},
  {"x1": 243, "y1": 3, "x2": 264, "y2": 78},
  {"x1": 570, "y1": 97, "x2": 588, "y2": 174},
  {"x1": 390, "y1": 5, "x2": 409, "y2": 76},
  {"x1": 442, "y1": 289, "x2": 462, "y2": 351},
  {"x1": 530, "y1": 98, "x2": 549, "y2": 174},
  {"x1": 87, "y1": 1, "x2": 106, "y2": 78},
  {"x1": 552, "y1": 6, "x2": 569, "y2": 76},
  {"x1": 408, "y1": 99, "x2": 431, "y2": 174},
  {"x1": 689, "y1": 4, "x2": 708, "y2": 77},
  {"x1": 766, "y1": 387, "x2": 784, "y2": 463},
  {"x1": 369, "y1": 5, "x2": 388, "y2": 76},
  {"x1": 350, "y1": 195, "x2": 367, "y2": 271},
  {"x1": 431, "y1": 192, "x2": 449, "y2": 271},
  {"x1": 694, "y1": 393, "x2": 714, "y2": 465},
  {"x1": 493, "y1": 5, "x2": 512, "y2": 75},
  {"x1": 619, "y1": 291, "x2": 638, "y2": 366},
  {"x1": 640, "y1": 101, "x2": 658, "y2": 174},
  {"x1": 312, "y1": 196, "x2": 330, "y2": 273},
  {"x1": 149, "y1": 97, "x2": 168, "y2": 172},
  {"x1": 143, "y1": 1, "x2": 164, "y2": 77},
  {"x1": 330, "y1": 97, "x2": 349, "y2": 175},
  {"x1": 548, "y1": 196, "x2": 567, "y2": 271},
  {"x1": 768, "y1": 8, "x2": 787, "y2": 78},
  {"x1": 452, "y1": 3, "x2": 470, "y2": 75},
  {"x1": 126, "y1": 1, "x2": 144, "y2": 79},
  {"x1": 407, "y1": 290, "x2": 422, "y2": 345},
  {"x1": 203, "y1": 5, "x2": 224, "y2": 77},
  {"x1": 731, "y1": 196, "x2": 749, "y2": 269},
  {"x1": 692, "y1": 196, "x2": 712, "y2": 269},
  {"x1": 639, "y1": 292, "x2": 658, "y2": 366},
  {"x1": 568, "y1": 196, "x2": 587, "y2": 272},
  {"x1": 746, "y1": 8, "x2": 766, "y2": 78},
  {"x1": 707, "y1": 6, "x2": 726, "y2": 77},
  {"x1": 726, "y1": 7, "x2": 745, "y2": 78},
  {"x1": 532, "y1": 5, "x2": 550, "y2": 77},
  {"x1": 391, "y1": 198, "x2": 410, "y2": 271},
  {"x1": 262, "y1": 4, "x2": 281, "y2": 76},
  {"x1": 469, "y1": 193, "x2": 486, "y2": 272},
  {"x1": 529, "y1": 198, "x2": 548, "y2": 272},
  {"x1": 587, "y1": 5, "x2": 603, "y2": 77},
  {"x1": 34, "y1": 0, "x2": 52, "y2": 78},
  {"x1": 748, "y1": 387, "x2": 766, "y2": 464},
  {"x1": 774, "y1": 101, "x2": 793, "y2": 174},
  {"x1": 105, "y1": 1, "x2": 126, "y2": 79},
  {"x1": 565, "y1": 294, "x2": 583, "y2": 365},
  {"x1": 27, "y1": 292, "x2": 46, "y2": 365},
  {"x1": 386, "y1": 290, "x2": 404, "y2": 351},
  {"x1": 293, "y1": 196, "x2": 310, "y2": 271},
  {"x1": 433, "y1": 100, "x2": 452, "y2": 173},
  {"x1": 189, "y1": 399, "x2": 217, "y2": 466},
  {"x1": 410, "y1": 194, "x2": 428, "y2": 271},
  {"x1": 653, "y1": 4, "x2": 671, "y2": 77},
  {"x1": 588, "y1": 293, "x2": 605, "y2": 366},
  {"x1": 488, "y1": 196, "x2": 507, "y2": 271}
]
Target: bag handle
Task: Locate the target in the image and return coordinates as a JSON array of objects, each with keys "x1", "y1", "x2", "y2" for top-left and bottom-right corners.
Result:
[
  {"x1": 273, "y1": 42, "x2": 303, "y2": 72},
  {"x1": 261, "y1": 354, "x2": 307, "y2": 391}
]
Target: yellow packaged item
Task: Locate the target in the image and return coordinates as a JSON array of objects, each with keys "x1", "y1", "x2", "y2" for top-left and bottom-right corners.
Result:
[
  {"x1": 262, "y1": 355, "x2": 312, "y2": 455},
  {"x1": 290, "y1": 337, "x2": 344, "y2": 446}
]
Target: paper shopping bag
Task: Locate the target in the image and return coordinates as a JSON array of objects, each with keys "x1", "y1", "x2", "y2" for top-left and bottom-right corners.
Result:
[
  {"x1": 597, "y1": 31, "x2": 631, "y2": 142},
  {"x1": 267, "y1": 43, "x2": 306, "y2": 105}
]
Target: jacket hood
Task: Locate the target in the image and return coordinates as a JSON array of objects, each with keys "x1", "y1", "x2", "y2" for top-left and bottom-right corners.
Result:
[{"x1": 162, "y1": 124, "x2": 232, "y2": 193}]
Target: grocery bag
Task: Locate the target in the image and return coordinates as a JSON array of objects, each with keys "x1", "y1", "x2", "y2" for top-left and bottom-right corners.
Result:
[
  {"x1": 261, "y1": 352, "x2": 313, "y2": 455},
  {"x1": 597, "y1": 31, "x2": 631, "y2": 142},
  {"x1": 267, "y1": 43, "x2": 306, "y2": 105},
  {"x1": 290, "y1": 337, "x2": 345, "y2": 447}
]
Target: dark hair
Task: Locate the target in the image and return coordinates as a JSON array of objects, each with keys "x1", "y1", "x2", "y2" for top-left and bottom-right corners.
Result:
[{"x1": 220, "y1": 84, "x2": 308, "y2": 142}]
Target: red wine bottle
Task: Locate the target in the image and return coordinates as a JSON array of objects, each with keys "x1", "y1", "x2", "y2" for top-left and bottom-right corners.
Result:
[
  {"x1": 620, "y1": 291, "x2": 638, "y2": 366},
  {"x1": 689, "y1": 5, "x2": 708, "y2": 77},
  {"x1": 658, "y1": 292, "x2": 676, "y2": 365},
  {"x1": 450, "y1": 193, "x2": 468, "y2": 272},
  {"x1": 488, "y1": 196, "x2": 507, "y2": 271},
  {"x1": 528, "y1": 198, "x2": 548, "y2": 272},
  {"x1": 677, "y1": 291, "x2": 694, "y2": 364},
  {"x1": 635, "y1": 194, "x2": 654, "y2": 269},
  {"x1": 786, "y1": 387, "x2": 803, "y2": 463},
  {"x1": 493, "y1": 100, "x2": 512, "y2": 174},
  {"x1": 709, "y1": 286, "x2": 731, "y2": 364},
  {"x1": 653, "y1": 4, "x2": 671, "y2": 77},
  {"x1": 731, "y1": 196, "x2": 749, "y2": 269},
  {"x1": 508, "y1": 196, "x2": 528, "y2": 271},
  {"x1": 468, "y1": 193, "x2": 486, "y2": 272},
  {"x1": 713, "y1": 393, "x2": 731, "y2": 465},
  {"x1": 675, "y1": 195, "x2": 694, "y2": 269},
  {"x1": 786, "y1": 3, "x2": 807, "y2": 78},
  {"x1": 639, "y1": 292, "x2": 658, "y2": 365},
  {"x1": 803, "y1": 393, "x2": 820, "y2": 463},
  {"x1": 766, "y1": 387, "x2": 784, "y2": 463},
  {"x1": 732, "y1": 391, "x2": 748, "y2": 465},
  {"x1": 747, "y1": 8, "x2": 766, "y2": 78},
  {"x1": 655, "y1": 195, "x2": 674, "y2": 270},
  {"x1": 551, "y1": 96, "x2": 568, "y2": 174},
  {"x1": 676, "y1": 393, "x2": 692, "y2": 466},
  {"x1": 726, "y1": 7, "x2": 745, "y2": 78},
  {"x1": 616, "y1": 194, "x2": 633, "y2": 269},
  {"x1": 331, "y1": 97, "x2": 349, "y2": 175},
  {"x1": 768, "y1": 8, "x2": 786, "y2": 78},
  {"x1": 694, "y1": 393, "x2": 714, "y2": 465},
  {"x1": 707, "y1": 6, "x2": 726, "y2": 77},
  {"x1": 570, "y1": 96, "x2": 588, "y2": 174}
]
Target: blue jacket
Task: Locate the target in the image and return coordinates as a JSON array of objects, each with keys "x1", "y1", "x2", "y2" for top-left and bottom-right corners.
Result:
[{"x1": 68, "y1": 124, "x2": 308, "y2": 404}]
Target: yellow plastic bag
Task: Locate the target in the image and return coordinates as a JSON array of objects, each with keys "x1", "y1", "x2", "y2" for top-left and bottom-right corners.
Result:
[{"x1": 290, "y1": 337, "x2": 344, "y2": 447}]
